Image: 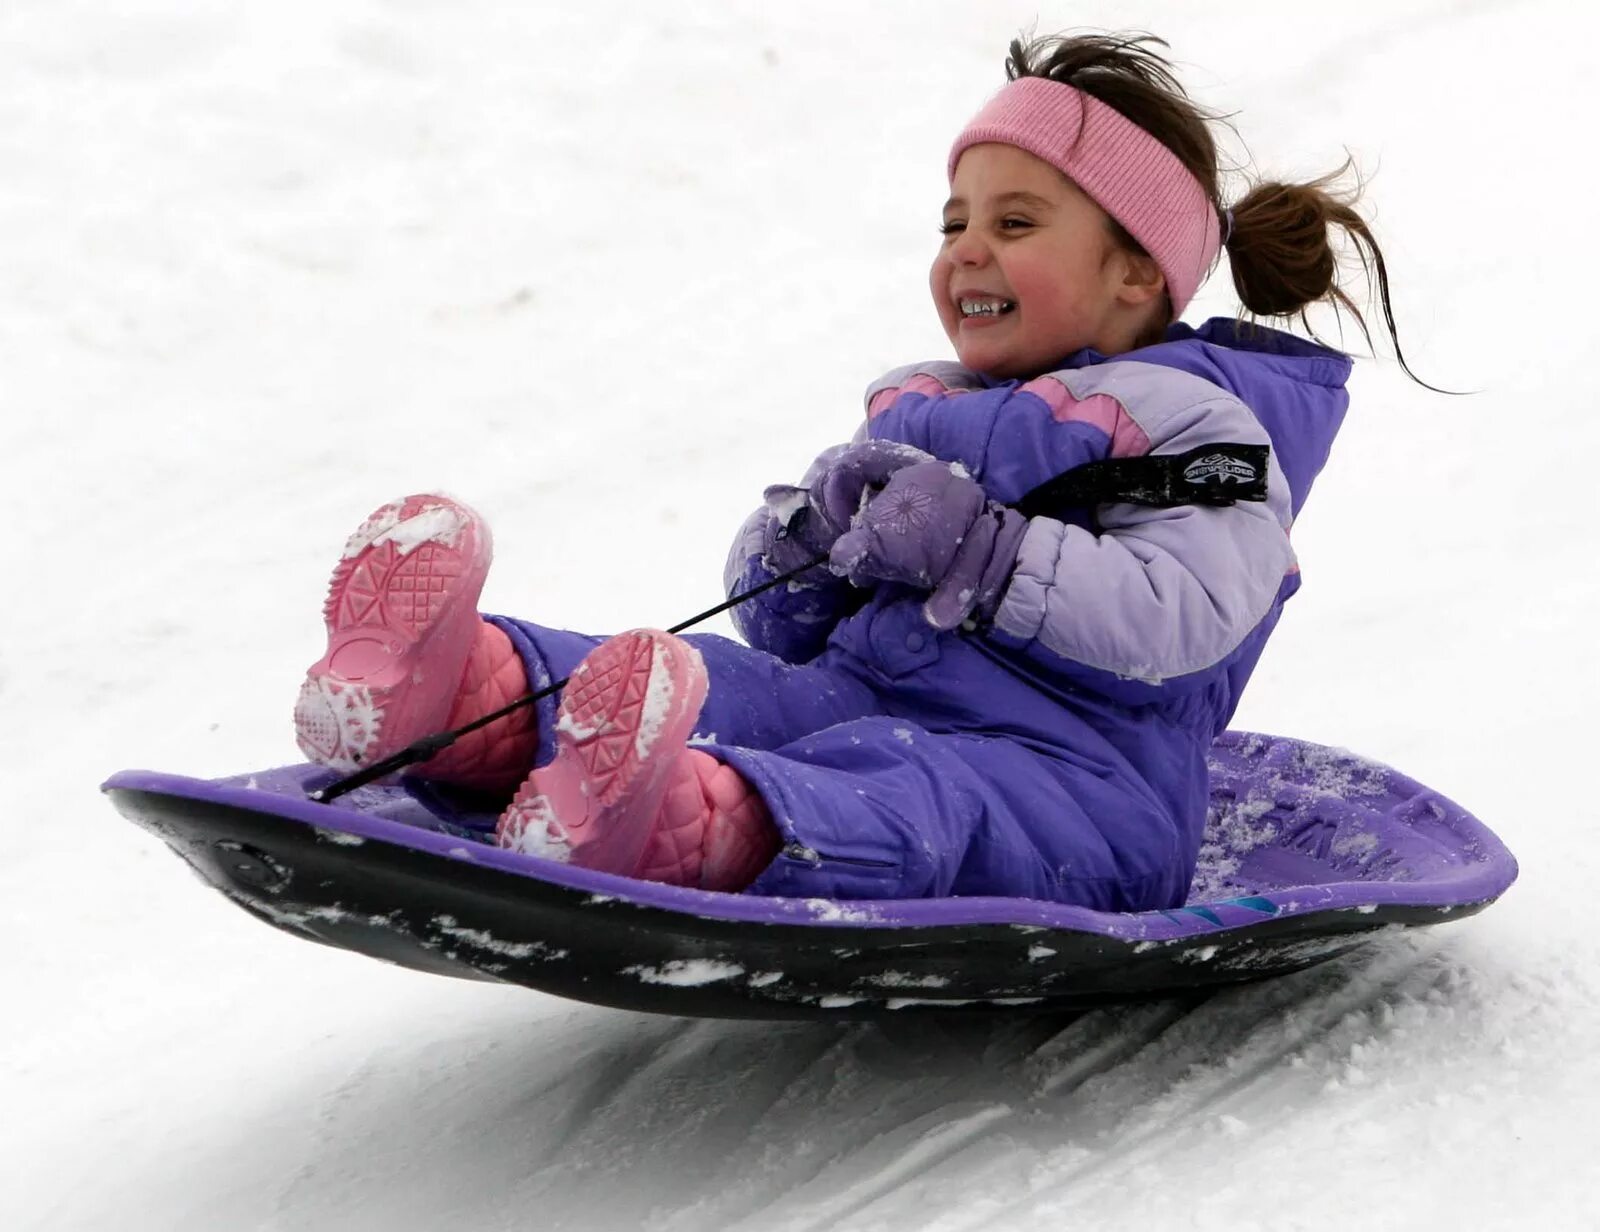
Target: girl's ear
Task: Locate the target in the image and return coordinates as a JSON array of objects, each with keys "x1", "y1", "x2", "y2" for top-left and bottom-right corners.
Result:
[{"x1": 1115, "y1": 249, "x2": 1167, "y2": 308}]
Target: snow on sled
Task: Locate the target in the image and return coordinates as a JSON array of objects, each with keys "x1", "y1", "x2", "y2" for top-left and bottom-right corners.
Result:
[{"x1": 103, "y1": 731, "x2": 1516, "y2": 1020}]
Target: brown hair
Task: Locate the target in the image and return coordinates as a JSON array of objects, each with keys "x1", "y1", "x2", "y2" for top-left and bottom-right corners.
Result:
[{"x1": 1006, "y1": 31, "x2": 1449, "y2": 392}]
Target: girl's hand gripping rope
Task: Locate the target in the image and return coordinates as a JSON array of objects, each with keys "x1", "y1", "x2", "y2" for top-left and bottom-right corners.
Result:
[
  {"x1": 830, "y1": 460, "x2": 1028, "y2": 631},
  {"x1": 760, "y1": 439, "x2": 935, "y2": 575}
]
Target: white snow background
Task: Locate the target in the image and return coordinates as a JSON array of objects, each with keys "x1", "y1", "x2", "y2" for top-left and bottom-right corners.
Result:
[{"x1": 6, "y1": 1, "x2": 1598, "y2": 1228}]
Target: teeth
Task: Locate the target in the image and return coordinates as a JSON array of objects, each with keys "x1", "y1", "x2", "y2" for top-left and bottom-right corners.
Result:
[{"x1": 959, "y1": 297, "x2": 1014, "y2": 318}]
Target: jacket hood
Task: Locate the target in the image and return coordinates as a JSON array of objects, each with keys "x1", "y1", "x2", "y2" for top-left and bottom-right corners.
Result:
[{"x1": 1067, "y1": 317, "x2": 1353, "y2": 518}]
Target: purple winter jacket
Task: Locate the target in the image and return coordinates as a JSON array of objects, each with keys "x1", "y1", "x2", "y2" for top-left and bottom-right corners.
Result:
[{"x1": 717, "y1": 317, "x2": 1351, "y2": 906}]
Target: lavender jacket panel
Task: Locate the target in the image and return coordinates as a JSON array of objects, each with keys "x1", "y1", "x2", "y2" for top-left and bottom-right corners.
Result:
[
  {"x1": 729, "y1": 321, "x2": 1347, "y2": 704},
  {"x1": 988, "y1": 363, "x2": 1296, "y2": 706}
]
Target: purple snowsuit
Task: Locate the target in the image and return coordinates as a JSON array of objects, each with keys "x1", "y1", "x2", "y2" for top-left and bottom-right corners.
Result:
[{"x1": 493, "y1": 319, "x2": 1351, "y2": 910}]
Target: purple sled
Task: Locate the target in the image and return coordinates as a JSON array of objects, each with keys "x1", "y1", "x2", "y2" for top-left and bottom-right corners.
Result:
[{"x1": 103, "y1": 730, "x2": 1516, "y2": 1019}]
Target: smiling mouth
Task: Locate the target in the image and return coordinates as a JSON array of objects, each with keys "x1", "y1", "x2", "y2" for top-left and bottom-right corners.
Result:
[{"x1": 958, "y1": 296, "x2": 1017, "y2": 319}]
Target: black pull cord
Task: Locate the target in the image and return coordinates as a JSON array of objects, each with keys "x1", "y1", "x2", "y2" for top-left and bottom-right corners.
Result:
[
  {"x1": 309, "y1": 442, "x2": 1272, "y2": 803},
  {"x1": 309, "y1": 553, "x2": 829, "y2": 804}
]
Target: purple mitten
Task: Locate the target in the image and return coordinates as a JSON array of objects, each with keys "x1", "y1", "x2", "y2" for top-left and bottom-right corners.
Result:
[
  {"x1": 760, "y1": 439, "x2": 933, "y2": 574},
  {"x1": 829, "y1": 461, "x2": 1029, "y2": 630}
]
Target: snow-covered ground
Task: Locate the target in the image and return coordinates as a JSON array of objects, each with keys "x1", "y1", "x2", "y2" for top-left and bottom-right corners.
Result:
[{"x1": 6, "y1": 1, "x2": 1598, "y2": 1228}]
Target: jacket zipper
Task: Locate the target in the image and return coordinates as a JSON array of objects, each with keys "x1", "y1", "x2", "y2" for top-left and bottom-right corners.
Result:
[{"x1": 782, "y1": 842, "x2": 897, "y2": 869}]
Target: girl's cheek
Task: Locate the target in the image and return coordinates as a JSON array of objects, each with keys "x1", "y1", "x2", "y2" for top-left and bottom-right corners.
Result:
[{"x1": 929, "y1": 259, "x2": 956, "y2": 333}]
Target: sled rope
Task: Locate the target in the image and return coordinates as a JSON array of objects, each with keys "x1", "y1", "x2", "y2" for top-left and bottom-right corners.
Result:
[
  {"x1": 309, "y1": 553, "x2": 830, "y2": 803},
  {"x1": 309, "y1": 444, "x2": 1275, "y2": 803}
]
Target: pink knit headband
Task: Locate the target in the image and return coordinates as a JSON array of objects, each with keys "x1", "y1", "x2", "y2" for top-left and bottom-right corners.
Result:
[{"x1": 948, "y1": 76, "x2": 1221, "y2": 319}]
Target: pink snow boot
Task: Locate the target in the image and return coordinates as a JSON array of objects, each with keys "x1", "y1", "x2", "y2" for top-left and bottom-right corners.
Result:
[
  {"x1": 494, "y1": 629, "x2": 779, "y2": 892},
  {"x1": 423, "y1": 618, "x2": 539, "y2": 791},
  {"x1": 295, "y1": 493, "x2": 532, "y2": 782}
]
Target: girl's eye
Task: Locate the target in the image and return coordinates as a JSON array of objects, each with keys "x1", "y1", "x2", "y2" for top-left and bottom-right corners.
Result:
[{"x1": 938, "y1": 217, "x2": 1032, "y2": 236}]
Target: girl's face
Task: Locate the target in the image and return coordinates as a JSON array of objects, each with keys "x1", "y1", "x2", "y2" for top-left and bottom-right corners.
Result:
[{"x1": 930, "y1": 143, "x2": 1163, "y2": 379}]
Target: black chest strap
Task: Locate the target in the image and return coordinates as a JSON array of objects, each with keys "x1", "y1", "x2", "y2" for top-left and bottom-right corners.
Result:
[{"x1": 1012, "y1": 442, "x2": 1271, "y2": 518}]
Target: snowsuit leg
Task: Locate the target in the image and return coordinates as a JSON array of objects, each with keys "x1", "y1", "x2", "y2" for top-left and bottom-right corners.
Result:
[
  {"x1": 716, "y1": 722, "x2": 1186, "y2": 910},
  {"x1": 486, "y1": 615, "x2": 886, "y2": 764},
  {"x1": 492, "y1": 615, "x2": 1186, "y2": 911}
]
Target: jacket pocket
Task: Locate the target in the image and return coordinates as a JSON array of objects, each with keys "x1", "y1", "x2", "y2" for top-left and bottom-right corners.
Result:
[{"x1": 864, "y1": 599, "x2": 944, "y2": 680}]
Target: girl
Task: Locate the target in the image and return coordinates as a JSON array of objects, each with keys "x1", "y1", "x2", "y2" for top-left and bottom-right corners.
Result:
[{"x1": 293, "y1": 32, "x2": 1418, "y2": 911}]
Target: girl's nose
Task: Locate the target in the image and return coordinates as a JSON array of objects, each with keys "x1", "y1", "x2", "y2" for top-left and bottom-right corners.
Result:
[{"x1": 947, "y1": 228, "x2": 991, "y2": 266}]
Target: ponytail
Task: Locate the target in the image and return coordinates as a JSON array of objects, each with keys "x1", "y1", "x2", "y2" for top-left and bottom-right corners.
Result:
[
  {"x1": 1227, "y1": 159, "x2": 1452, "y2": 392},
  {"x1": 1007, "y1": 31, "x2": 1454, "y2": 393}
]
